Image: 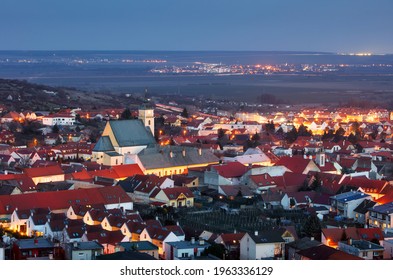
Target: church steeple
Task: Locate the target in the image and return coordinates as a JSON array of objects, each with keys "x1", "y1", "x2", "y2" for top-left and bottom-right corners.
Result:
[{"x1": 138, "y1": 105, "x2": 154, "y2": 136}]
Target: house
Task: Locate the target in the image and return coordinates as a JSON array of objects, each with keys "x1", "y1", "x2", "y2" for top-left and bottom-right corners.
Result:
[
  {"x1": 23, "y1": 165, "x2": 65, "y2": 185},
  {"x1": 118, "y1": 174, "x2": 174, "y2": 203},
  {"x1": 42, "y1": 114, "x2": 75, "y2": 126},
  {"x1": 338, "y1": 239, "x2": 384, "y2": 259},
  {"x1": 26, "y1": 208, "x2": 51, "y2": 237},
  {"x1": 204, "y1": 161, "x2": 249, "y2": 189},
  {"x1": 118, "y1": 241, "x2": 159, "y2": 259},
  {"x1": 12, "y1": 238, "x2": 56, "y2": 260},
  {"x1": 0, "y1": 186, "x2": 133, "y2": 221},
  {"x1": 274, "y1": 156, "x2": 321, "y2": 174},
  {"x1": 368, "y1": 202, "x2": 393, "y2": 229},
  {"x1": 101, "y1": 214, "x2": 127, "y2": 231},
  {"x1": 165, "y1": 239, "x2": 209, "y2": 260},
  {"x1": 153, "y1": 187, "x2": 195, "y2": 208},
  {"x1": 321, "y1": 227, "x2": 384, "y2": 248},
  {"x1": 139, "y1": 226, "x2": 181, "y2": 257},
  {"x1": 260, "y1": 189, "x2": 290, "y2": 209},
  {"x1": 330, "y1": 191, "x2": 372, "y2": 219},
  {"x1": 286, "y1": 237, "x2": 322, "y2": 260},
  {"x1": 353, "y1": 200, "x2": 377, "y2": 225},
  {"x1": 296, "y1": 244, "x2": 362, "y2": 260},
  {"x1": 240, "y1": 231, "x2": 285, "y2": 260},
  {"x1": 82, "y1": 230, "x2": 128, "y2": 254},
  {"x1": 247, "y1": 173, "x2": 277, "y2": 193},
  {"x1": 214, "y1": 232, "x2": 246, "y2": 259},
  {"x1": 218, "y1": 185, "x2": 254, "y2": 200},
  {"x1": 171, "y1": 175, "x2": 199, "y2": 188},
  {"x1": 64, "y1": 241, "x2": 103, "y2": 260},
  {"x1": 223, "y1": 148, "x2": 271, "y2": 166}
]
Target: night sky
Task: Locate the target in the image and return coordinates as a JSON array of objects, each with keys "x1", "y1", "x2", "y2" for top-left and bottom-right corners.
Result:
[{"x1": 1, "y1": 0, "x2": 392, "y2": 53}]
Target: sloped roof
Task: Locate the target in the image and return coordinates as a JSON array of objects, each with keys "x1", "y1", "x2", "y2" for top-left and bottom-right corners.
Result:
[
  {"x1": 275, "y1": 156, "x2": 319, "y2": 174},
  {"x1": 162, "y1": 187, "x2": 194, "y2": 200},
  {"x1": 297, "y1": 244, "x2": 362, "y2": 260},
  {"x1": 138, "y1": 146, "x2": 219, "y2": 170},
  {"x1": 24, "y1": 165, "x2": 64, "y2": 178},
  {"x1": 249, "y1": 231, "x2": 285, "y2": 244},
  {"x1": 89, "y1": 164, "x2": 144, "y2": 180},
  {"x1": 211, "y1": 161, "x2": 249, "y2": 178},
  {"x1": 108, "y1": 119, "x2": 156, "y2": 147},
  {"x1": 0, "y1": 186, "x2": 131, "y2": 215},
  {"x1": 92, "y1": 136, "x2": 114, "y2": 152},
  {"x1": 353, "y1": 200, "x2": 377, "y2": 214}
]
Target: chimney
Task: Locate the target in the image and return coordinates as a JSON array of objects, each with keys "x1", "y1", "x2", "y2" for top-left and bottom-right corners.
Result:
[
  {"x1": 348, "y1": 238, "x2": 352, "y2": 245},
  {"x1": 303, "y1": 154, "x2": 307, "y2": 159},
  {"x1": 182, "y1": 149, "x2": 186, "y2": 157},
  {"x1": 198, "y1": 147, "x2": 202, "y2": 156},
  {"x1": 73, "y1": 241, "x2": 78, "y2": 248},
  {"x1": 368, "y1": 243, "x2": 372, "y2": 249},
  {"x1": 310, "y1": 237, "x2": 314, "y2": 241},
  {"x1": 176, "y1": 221, "x2": 180, "y2": 226},
  {"x1": 191, "y1": 237, "x2": 195, "y2": 244},
  {"x1": 254, "y1": 231, "x2": 258, "y2": 236},
  {"x1": 4, "y1": 170, "x2": 7, "y2": 175},
  {"x1": 169, "y1": 151, "x2": 174, "y2": 158},
  {"x1": 264, "y1": 174, "x2": 267, "y2": 180}
]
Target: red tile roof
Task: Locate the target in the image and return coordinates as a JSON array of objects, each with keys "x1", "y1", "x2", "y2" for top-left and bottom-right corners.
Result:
[
  {"x1": 211, "y1": 161, "x2": 249, "y2": 178},
  {"x1": 24, "y1": 165, "x2": 64, "y2": 178},
  {"x1": 0, "y1": 186, "x2": 131, "y2": 215},
  {"x1": 89, "y1": 164, "x2": 143, "y2": 179},
  {"x1": 249, "y1": 173, "x2": 277, "y2": 187},
  {"x1": 162, "y1": 187, "x2": 194, "y2": 199},
  {"x1": 275, "y1": 156, "x2": 317, "y2": 174}
]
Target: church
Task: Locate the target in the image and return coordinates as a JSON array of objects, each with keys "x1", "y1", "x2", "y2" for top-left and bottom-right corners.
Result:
[
  {"x1": 92, "y1": 106, "x2": 220, "y2": 173},
  {"x1": 92, "y1": 107, "x2": 156, "y2": 166}
]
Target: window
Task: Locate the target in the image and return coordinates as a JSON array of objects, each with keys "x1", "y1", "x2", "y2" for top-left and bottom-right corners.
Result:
[
  {"x1": 148, "y1": 120, "x2": 151, "y2": 125},
  {"x1": 362, "y1": 252, "x2": 368, "y2": 257},
  {"x1": 181, "y1": 252, "x2": 189, "y2": 258}
]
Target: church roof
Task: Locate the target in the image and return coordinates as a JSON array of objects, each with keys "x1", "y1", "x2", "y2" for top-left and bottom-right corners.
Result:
[
  {"x1": 93, "y1": 136, "x2": 114, "y2": 152},
  {"x1": 109, "y1": 120, "x2": 156, "y2": 147}
]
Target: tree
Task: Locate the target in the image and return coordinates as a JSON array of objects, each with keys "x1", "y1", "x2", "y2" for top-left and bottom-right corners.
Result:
[
  {"x1": 334, "y1": 127, "x2": 345, "y2": 142},
  {"x1": 203, "y1": 243, "x2": 226, "y2": 259},
  {"x1": 181, "y1": 108, "x2": 189, "y2": 118},
  {"x1": 298, "y1": 124, "x2": 312, "y2": 136},
  {"x1": 265, "y1": 121, "x2": 275, "y2": 133},
  {"x1": 302, "y1": 214, "x2": 322, "y2": 240},
  {"x1": 120, "y1": 108, "x2": 132, "y2": 120},
  {"x1": 52, "y1": 124, "x2": 59, "y2": 133},
  {"x1": 285, "y1": 127, "x2": 298, "y2": 143}
]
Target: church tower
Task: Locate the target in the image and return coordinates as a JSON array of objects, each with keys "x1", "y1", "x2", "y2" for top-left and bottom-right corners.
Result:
[{"x1": 138, "y1": 105, "x2": 155, "y2": 136}]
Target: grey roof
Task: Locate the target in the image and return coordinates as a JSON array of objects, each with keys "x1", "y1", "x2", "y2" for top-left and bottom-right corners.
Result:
[
  {"x1": 353, "y1": 200, "x2": 377, "y2": 214},
  {"x1": 287, "y1": 237, "x2": 321, "y2": 251},
  {"x1": 119, "y1": 241, "x2": 158, "y2": 251},
  {"x1": 249, "y1": 231, "x2": 285, "y2": 244},
  {"x1": 340, "y1": 240, "x2": 384, "y2": 251},
  {"x1": 93, "y1": 136, "x2": 114, "y2": 152},
  {"x1": 96, "y1": 250, "x2": 156, "y2": 260},
  {"x1": 109, "y1": 120, "x2": 156, "y2": 147},
  {"x1": 166, "y1": 240, "x2": 209, "y2": 249},
  {"x1": 67, "y1": 241, "x2": 103, "y2": 251},
  {"x1": 105, "y1": 151, "x2": 122, "y2": 157},
  {"x1": 16, "y1": 238, "x2": 54, "y2": 250},
  {"x1": 371, "y1": 202, "x2": 393, "y2": 214},
  {"x1": 138, "y1": 146, "x2": 219, "y2": 169}
]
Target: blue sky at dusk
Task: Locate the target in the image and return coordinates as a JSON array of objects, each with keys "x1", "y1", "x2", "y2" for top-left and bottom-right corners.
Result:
[{"x1": 1, "y1": 0, "x2": 392, "y2": 53}]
